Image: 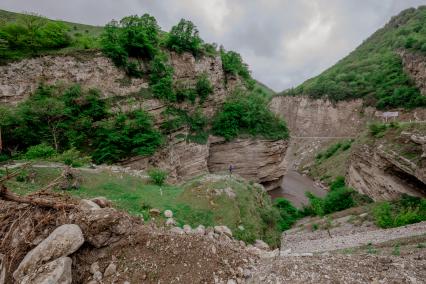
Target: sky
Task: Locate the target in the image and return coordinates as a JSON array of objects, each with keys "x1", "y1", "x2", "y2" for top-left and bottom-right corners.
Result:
[{"x1": 1, "y1": 0, "x2": 425, "y2": 92}]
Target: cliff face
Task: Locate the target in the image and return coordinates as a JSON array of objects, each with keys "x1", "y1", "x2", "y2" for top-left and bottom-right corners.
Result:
[
  {"x1": 347, "y1": 129, "x2": 426, "y2": 201},
  {"x1": 269, "y1": 96, "x2": 370, "y2": 138},
  {"x1": 0, "y1": 52, "x2": 288, "y2": 189},
  {"x1": 399, "y1": 50, "x2": 426, "y2": 96},
  {"x1": 269, "y1": 96, "x2": 373, "y2": 170},
  {"x1": 122, "y1": 136, "x2": 288, "y2": 190},
  {"x1": 208, "y1": 138, "x2": 288, "y2": 191}
]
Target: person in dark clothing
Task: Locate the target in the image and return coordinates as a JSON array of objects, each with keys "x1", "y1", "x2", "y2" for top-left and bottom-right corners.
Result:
[{"x1": 228, "y1": 164, "x2": 234, "y2": 177}]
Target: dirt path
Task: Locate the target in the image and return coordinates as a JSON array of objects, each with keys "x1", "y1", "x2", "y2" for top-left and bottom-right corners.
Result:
[{"x1": 282, "y1": 221, "x2": 426, "y2": 254}]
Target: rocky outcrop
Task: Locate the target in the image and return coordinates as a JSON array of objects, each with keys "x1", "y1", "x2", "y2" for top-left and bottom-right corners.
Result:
[
  {"x1": 399, "y1": 50, "x2": 426, "y2": 95},
  {"x1": 123, "y1": 136, "x2": 288, "y2": 190},
  {"x1": 347, "y1": 133, "x2": 426, "y2": 201},
  {"x1": 208, "y1": 138, "x2": 288, "y2": 190}
]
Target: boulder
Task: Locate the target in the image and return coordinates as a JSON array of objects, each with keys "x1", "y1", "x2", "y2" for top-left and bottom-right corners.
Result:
[
  {"x1": 104, "y1": 263, "x2": 117, "y2": 277},
  {"x1": 91, "y1": 197, "x2": 112, "y2": 208},
  {"x1": 79, "y1": 199, "x2": 101, "y2": 211},
  {"x1": 214, "y1": 226, "x2": 233, "y2": 237},
  {"x1": 164, "y1": 210, "x2": 173, "y2": 218},
  {"x1": 0, "y1": 254, "x2": 5, "y2": 284},
  {"x1": 20, "y1": 257, "x2": 72, "y2": 284},
  {"x1": 193, "y1": 225, "x2": 206, "y2": 235},
  {"x1": 183, "y1": 225, "x2": 192, "y2": 234},
  {"x1": 77, "y1": 208, "x2": 133, "y2": 248},
  {"x1": 149, "y1": 208, "x2": 161, "y2": 216},
  {"x1": 165, "y1": 218, "x2": 176, "y2": 226},
  {"x1": 13, "y1": 224, "x2": 84, "y2": 281},
  {"x1": 170, "y1": 227, "x2": 184, "y2": 235},
  {"x1": 254, "y1": 240, "x2": 269, "y2": 250}
]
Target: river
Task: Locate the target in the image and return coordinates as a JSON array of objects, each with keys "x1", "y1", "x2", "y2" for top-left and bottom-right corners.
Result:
[{"x1": 268, "y1": 170, "x2": 327, "y2": 208}]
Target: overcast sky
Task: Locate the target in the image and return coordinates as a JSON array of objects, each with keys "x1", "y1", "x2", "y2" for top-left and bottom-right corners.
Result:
[{"x1": 1, "y1": 1, "x2": 425, "y2": 91}]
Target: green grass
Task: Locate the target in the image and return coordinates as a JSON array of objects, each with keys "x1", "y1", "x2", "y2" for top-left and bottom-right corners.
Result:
[
  {"x1": 279, "y1": 6, "x2": 426, "y2": 109},
  {"x1": 2, "y1": 167, "x2": 284, "y2": 247}
]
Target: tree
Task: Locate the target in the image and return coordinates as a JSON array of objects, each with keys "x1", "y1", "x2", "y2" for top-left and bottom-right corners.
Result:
[
  {"x1": 165, "y1": 19, "x2": 203, "y2": 55},
  {"x1": 0, "y1": 106, "x2": 14, "y2": 154}
]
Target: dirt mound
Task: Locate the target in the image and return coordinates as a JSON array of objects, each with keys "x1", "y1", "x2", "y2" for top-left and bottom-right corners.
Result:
[{"x1": 0, "y1": 192, "x2": 256, "y2": 283}]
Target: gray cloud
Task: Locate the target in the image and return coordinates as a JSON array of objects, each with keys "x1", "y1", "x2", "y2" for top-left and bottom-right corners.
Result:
[{"x1": 1, "y1": 0, "x2": 425, "y2": 91}]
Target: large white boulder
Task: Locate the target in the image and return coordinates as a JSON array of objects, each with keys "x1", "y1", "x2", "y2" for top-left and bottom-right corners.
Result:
[
  {"x1": 21, "y1": 257, "x2": 72, "y2": 284},
  {"x1": 13, "y1": 224, "x2": 84, "y2": 281}
]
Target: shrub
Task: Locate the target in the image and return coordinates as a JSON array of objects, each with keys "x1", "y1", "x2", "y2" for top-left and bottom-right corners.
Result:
[
  {"x1": 165, "y1": 19, "x2": 203, "y2": 55},
  {"x1": 273, "y1": 198, "x2": 301, "y2": 231},
  {"x1": 92, "y1": 110, "x2": 163, "y2": 164},
  {"x1": 212, "y1": 90, "x2": 289, "y2": 141},
  {"x1": 220, "y1": 49, "x2": 254, "y2": 87},
  {"x1": 302, "y1": 177, "x2": 358, "y2": 216},
  {"x1": 373, "y1": 195, "x2": 426, "y2": 228},
  {"x1": 149, "y1": 53, "x2": 175, "y2": 102},
  {"x1": 373, "y1": 202, "x2": 395, "y2": 228},
  {"x1": 196, "y1": 73, "x2": 213, "y2": 102},
  {"x1": 148, "y1": 168, "x2": 168, "y2": 186},
  {"x1": 25, "y1": 143, "x2": 56, "y2": 159},
  {"x1": 369, "y1": 123, "x2": 388, "y2": 137},
  {"x1": 53, "y1": 147, "x2": 92, "y2": 167}
]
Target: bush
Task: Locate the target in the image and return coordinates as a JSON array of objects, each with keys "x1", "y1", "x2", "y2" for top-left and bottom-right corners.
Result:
[
  {"x1": 53, "y1": 147, "x2": 91, "y2": 167},
  {"x1": 274, "y1": 198, "x2": 301, "y2": 231},
  {"x1": 92, "y1": 110, "x2": 163, "y2": 164},
  {"x1": 149, "y1": 53, "x2": 175, "y2": 102},
  {"x1": 369, "y1": 123, "x2": 389, "y2": 138},
  {"x1": 212, "y1": 90, "x2": 289, "y2": 141},
  {"x1": 196, "y1": 73, "x2": 213, "y2": 102},
  {"x1": 220, "y1": 49, "x2": 253, "y2": 87},
  {"x1": 165, "y1": 19, "x2": 203, "y2": 55},
  {"x1": 25, "y1": 144, "x2": 56, "y2": 159},
  {"x1": 148, "y1": 168, "x2": 168, "y2": 186},
  {"x1": 302, "y1": 177, "x2": 358, "y2": 216},
  {"x1": 373, "y1": 195, "x2": 426, "y2": 228}
]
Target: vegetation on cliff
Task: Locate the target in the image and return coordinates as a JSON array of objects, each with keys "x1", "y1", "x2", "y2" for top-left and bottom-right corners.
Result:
[{"x1": 281, "y1": 6, "x2": 426, "y2": 109}]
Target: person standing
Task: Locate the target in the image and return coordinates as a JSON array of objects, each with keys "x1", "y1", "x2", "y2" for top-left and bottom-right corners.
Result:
[{"x1": 228, "y1": 164, "x2": 234, "y2": 177}]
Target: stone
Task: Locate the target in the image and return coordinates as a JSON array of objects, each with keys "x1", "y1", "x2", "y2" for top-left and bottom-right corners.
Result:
[
  {"x1": 165, "y1": 218, "x2": 176, "y2": 226},
  {"x1": 254, "y1": 240, "x2": 269, "y2": 250},
  {"x1": 0, "y1": 254, "x2": 5, "y2": 284},
  {"x1": 183, "y1": 224, "x2": 192, "y2": 234},
  {"x1": 91, "y1": 197, "x2": 112, "y2": 208},
  {"x1": 93, "y1": 271, "x2": 103, "y2": 281},
  {"x1": 214, "y1": 226, "x2": 233, "y2": 237},
  {"x1": 193, "y1": 225, "x2": 206, "y2": 235},
  {"x1": 170, "y1": 227, "x2": 184, "y2": 235},
  {"x1": 79, "y1": 199, "x2": 101, "y2": 211},
  {"x1": 104, "y1": 263, "x2": 117, "y2": 277},
  {"x1": 21, "y1": 257, "x2": 72, "y2": 284},
  {"x1": 149, "y1": 208, "x2": 161, "y2": 216},
  {"x1": 90, "y1": 262, "x2": 100, "y2": 274},
  {"x1": 227, "y1": 279, "x2": 237, "y2": 284},
  {"x1": 13, "y1": 224, "x2": 84, "y2": 281},
  {"x1": 164, "y1": 210, "x2": 173, "y2": 218}
]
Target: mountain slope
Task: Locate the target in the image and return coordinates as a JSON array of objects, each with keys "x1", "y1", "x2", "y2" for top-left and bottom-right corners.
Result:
[{"x1": 281, "y1": 6, "x2": 426, "y2": 109}]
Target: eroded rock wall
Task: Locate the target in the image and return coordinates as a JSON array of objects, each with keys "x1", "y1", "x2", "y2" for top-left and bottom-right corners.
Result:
[
  {"x1": 347, "y1": 132, "x2": 426, "y2": 201},
  {"x1": 208, "y1": 138, "x2": 288, "y2": 190}
]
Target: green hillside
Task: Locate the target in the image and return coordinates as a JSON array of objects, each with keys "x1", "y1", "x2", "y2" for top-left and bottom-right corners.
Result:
[{"x1": 281, "y1": 6, "x2": 426, "y2": 109}]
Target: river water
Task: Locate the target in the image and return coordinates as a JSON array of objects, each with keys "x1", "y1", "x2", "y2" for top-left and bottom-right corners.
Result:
[{"x1": 268, "y1": 170, "x2": 327, "y2": 208}]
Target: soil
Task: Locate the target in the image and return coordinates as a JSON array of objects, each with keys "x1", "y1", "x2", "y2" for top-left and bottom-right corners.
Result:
[{"x1": 0, "y1": 193, "x2": 256, "y2": 284}]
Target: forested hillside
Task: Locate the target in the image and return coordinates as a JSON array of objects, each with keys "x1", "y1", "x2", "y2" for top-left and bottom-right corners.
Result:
[{"x1": 281, "y1": 6, "x2": 426, "y2": 109}]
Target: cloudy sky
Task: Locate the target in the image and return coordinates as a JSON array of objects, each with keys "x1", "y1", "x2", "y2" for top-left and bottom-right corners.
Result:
[{"x1": 1, "y1": 0, "x2": 425, "y2": 91}]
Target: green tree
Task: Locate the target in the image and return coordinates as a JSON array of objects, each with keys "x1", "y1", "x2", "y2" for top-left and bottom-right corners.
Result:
[{"x1": 165, "y1": 19, "x2": 203, "y2": 55}]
